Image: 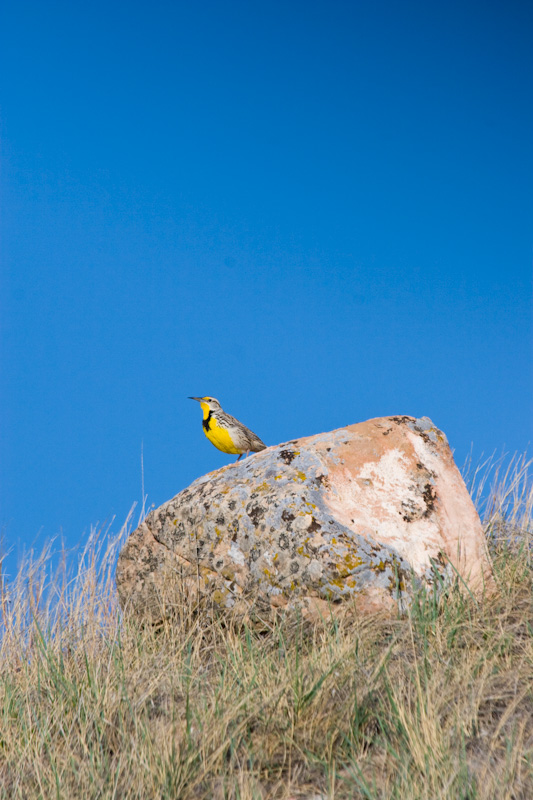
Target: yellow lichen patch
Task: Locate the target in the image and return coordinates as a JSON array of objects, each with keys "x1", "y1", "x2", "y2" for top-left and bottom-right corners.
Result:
[
  {"x1": 212, "y1": 588, "x2": 228, "y2": 605},
  {"x1": 343, "y1": 553, "x2": 364, "y2": 571},
  {"x1": 221, "y1": 567, "x2": 235, "y2": 581},
  {"x1": 261, "y1": 568, "x2": 282, "y2": 587},
  {"x1": 293, "y1": 471, "x2": 307, "y2": 482},
  {"x1": 328, "y1": 552, "x2": 364, "y2": 580},
  {"x1": 254, "y1": 481, "x2": 271, "y2": 492},
  {"x1": 320, "y1": 578, "x2": 346, "y2": 599},
  {"x1": 375, "y1": 560, "x2": 387, "y2": 572}
]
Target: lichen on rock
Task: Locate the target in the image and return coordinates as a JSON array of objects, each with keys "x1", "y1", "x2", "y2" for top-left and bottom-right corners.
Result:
[{"x1": 116, "y1": 416, "x2": 494, "y2": 622}]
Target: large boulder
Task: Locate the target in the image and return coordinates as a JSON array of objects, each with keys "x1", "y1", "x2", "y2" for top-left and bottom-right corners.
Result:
[{"x1": 116, "y1": 416, "x2": 494, "y2": 621}]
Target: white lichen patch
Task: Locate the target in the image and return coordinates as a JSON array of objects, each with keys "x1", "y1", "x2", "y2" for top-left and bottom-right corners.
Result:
[{"x1": 228, "y1": 542, "x2": 245, "y2": 566}]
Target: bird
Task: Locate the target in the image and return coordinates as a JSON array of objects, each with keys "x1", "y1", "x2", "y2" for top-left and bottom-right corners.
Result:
[{"x1": 188, "y1": 396, "x2": 267, "y2": 461}]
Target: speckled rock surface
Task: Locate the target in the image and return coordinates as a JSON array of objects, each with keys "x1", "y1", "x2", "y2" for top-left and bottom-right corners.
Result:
[{"x1": 116, "y1": 416, "x2": 494, "y2": 621}]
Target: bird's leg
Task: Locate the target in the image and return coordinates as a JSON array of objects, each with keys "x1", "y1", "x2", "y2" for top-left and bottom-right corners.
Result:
[{"x1": 236, "y1": 453, "x2": 243, "y2": 461}]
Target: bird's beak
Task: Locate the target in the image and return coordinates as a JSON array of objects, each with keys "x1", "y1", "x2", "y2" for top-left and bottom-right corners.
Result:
[{"x1": 188, "y1": 397, "x2": 202, "y2": 402}]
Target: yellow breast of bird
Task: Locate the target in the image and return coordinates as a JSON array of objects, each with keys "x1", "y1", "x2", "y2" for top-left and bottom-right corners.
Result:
[{"x1": 203, "y1": 416, "x2": 241, "y2": 454}]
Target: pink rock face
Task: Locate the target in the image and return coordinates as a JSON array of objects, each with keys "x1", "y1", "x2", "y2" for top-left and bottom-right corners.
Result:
[
  {"x1": 311, "y1": 416, "x2": 492, "y2": 594},
  {"x1": 116, "y1": 416, "x2": 494, "y2": 622}
]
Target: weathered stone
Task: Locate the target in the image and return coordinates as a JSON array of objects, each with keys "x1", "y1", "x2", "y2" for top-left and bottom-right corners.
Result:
[{"x1": 116, "y1": 416, "x2": 494, "y2": 621}]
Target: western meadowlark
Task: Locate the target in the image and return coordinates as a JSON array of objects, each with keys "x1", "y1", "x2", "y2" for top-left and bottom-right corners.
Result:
[{"x1": 188, "y1": 396, "x2": 267, "y2": 461}]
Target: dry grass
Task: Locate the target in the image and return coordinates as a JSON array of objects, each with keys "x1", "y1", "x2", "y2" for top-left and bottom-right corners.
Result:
[{"x1": 1, "y1": 458, "x2": 532, "y2": 799}]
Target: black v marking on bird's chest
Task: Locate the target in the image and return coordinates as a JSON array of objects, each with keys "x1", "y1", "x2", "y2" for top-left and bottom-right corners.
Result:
[{"x1": 202, "y1": 412, "x2": 213, "y2": 432}]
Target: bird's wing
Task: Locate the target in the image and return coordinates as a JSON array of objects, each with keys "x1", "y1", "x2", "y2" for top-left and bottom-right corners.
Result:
[{"x1": 221, "y1": 412, "x2": 266, "y2": 450}]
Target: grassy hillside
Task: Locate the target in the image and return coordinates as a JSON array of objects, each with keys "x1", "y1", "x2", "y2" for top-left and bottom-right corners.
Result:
[{"x1": 1, "y1": 457, "x2": 532, "y2": 799}]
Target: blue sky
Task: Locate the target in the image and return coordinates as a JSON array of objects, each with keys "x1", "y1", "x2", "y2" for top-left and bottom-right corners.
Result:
[{"x1": 1, "y1": 0, "x2": 532, "y2": 563}]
